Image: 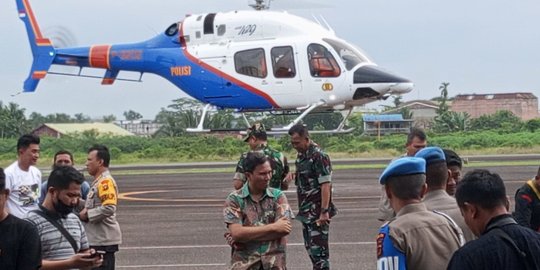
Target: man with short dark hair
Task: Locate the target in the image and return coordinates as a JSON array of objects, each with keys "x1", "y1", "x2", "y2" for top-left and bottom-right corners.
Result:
[
  {"x1": 443, "y1": 149, "x2": 463, "y2": 196},
  {"x1": 289, "y1": 123, "x2": 337, "y2": 270},
  {"x1": 0, "y1": 167, "x2": 42, "y2": 269},
  {"x1": 80, "y1": 145, "x2": 122, "y2": 270},
  {"x1": 376, "y1": 157, "x2": 462, "y2": 270},
  {"x1": 514, "y1": 166, "x2": 540, "y2": 232},
  {"x1": 224, "y1": 152, "x2": 293, "y2": 269},
  {"x1": 25, "y1": 166, "x2": 102, "y2": 269},
  {"x1": 415, "y1": 147, "x2": 474, "y2": 241},
  {"x1": 233, "y1": 123, "x2": 290, "y2": 190},
  {"x1": 5, "y1": 134, "x2": 42, "y2": 218},
  {"x1": 40, "y1": 150, "x2": 91, "y2": 203},
  {"x1": 377, "y1": 127, "x2": 427, "y2": 222},
  {"x1": 447, "y1": 169, "x2": 540, "y2": 270}
]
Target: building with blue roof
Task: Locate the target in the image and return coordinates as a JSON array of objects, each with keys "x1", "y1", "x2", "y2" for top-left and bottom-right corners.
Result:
[{"x1": 362, "y1": 114, "x2": 413, "y2": 136}]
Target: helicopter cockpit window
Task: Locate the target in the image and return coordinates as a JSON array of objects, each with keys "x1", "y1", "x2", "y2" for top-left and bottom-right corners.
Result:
[
  {"x1": 234, "y1": 48, "x2": 267, "y2": 78},
  {"x1": 323, "y1": 38, "x2": 366, "y2": 71},
  {"x1": 271, "y1": 46, "x2": 296, "y2": 78},
  {"x1": 165, "y1": 22, "x2": 179, "y2": 36},
  {"x1": 217, "y1": 24, "x2": 226, "y2": 36},
  {"x1": 307, "y1": 44, "x2": 340, "y2": 77}
]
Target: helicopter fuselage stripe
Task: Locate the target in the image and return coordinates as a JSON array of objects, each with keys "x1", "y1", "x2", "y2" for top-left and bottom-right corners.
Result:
[
  {"x1": 179, "y1": 25, "x2": 279, "y2": 108},
  {"x1": 89, "y1": 45, "x2": 111, "y2": 69}
]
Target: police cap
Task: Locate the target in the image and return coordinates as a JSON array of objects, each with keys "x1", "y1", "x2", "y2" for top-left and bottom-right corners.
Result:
[
  {"x1": 379, "y1": 157, "x2": 426, "y2": 185},
  {"x1": 414, "y1": 146, "x2": 446, "y2": 166}
]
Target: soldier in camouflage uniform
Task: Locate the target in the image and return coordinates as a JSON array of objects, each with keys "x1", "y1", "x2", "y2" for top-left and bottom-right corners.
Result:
[
  {"x1": 288, "y1": 124, "x2": 337, "y2": 270},
  {"x1": 224, "y1": 152, "x2": 294, "y2": 270},
  {"x1": 233, "y1": 123, "x2": 290, "y2": 190}
]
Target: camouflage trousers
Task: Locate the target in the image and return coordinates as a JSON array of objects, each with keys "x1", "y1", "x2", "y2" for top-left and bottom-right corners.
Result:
[{"x1": 302, "y1": 222, "x2": 330, "y2": 270}]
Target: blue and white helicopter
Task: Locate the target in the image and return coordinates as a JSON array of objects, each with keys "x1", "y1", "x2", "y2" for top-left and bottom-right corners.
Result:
[{"x1": 16, "y1": 0, "x2": 413, "y2": 133}]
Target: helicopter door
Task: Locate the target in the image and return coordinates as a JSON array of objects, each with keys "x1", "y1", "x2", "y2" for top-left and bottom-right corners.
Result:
[
  {"x1": 265, "y1": 46, "x2": 304, "y2": 106},
  {"x1": 303, "y1": 43, "x2": 346, "y2": 103}
]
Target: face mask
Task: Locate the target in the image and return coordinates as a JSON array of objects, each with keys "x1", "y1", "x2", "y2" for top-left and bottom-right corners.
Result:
[{"x1": 53, "y1": 196, "x2": 74, "y2": 217}]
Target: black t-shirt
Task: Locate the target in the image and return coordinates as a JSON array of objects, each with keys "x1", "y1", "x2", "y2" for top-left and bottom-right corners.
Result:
[
  {"x1": 0, "y1": 214, "x2": 42, "y2": 270},
  {"x1": 447, "y1": 214, "x2": 540, "y2": 270}
]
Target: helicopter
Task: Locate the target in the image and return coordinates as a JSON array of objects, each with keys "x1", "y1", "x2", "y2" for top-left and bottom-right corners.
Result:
[{"x1": 15, "y1": 0, "x2": 413, "y2": 134}]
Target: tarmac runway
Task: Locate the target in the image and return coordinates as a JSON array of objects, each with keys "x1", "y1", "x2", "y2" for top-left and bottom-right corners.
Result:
[{"x1": 113, "y1": 164, "x2": 535, "y2": 270}]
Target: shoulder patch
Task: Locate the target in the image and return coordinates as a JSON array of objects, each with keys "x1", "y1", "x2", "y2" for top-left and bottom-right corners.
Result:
[{"x1": 376, "y1": 232, "x2": 385, "y2": 257}]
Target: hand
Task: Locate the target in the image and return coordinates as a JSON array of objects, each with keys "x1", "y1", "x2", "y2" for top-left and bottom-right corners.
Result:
[
  {"x1": 224, "y1": 232, "x2": 245, "y2": 250},
  {"x1": 284, "y1": 172, "x2": 293, "y2": 182},
  {"x1": 79, "y1": 208, "x2": 88, "y2": 222},
  {"x1": 70, "y1": 250, "x2": 103, "y2": 269},
  {"x1": 272, "y1": 217, "x2": 292, "y2": 234},
  {"x1": 232, "y1": 179, "x2": 244, "y2": 190},
  {"x1": 316, "y1": 212, "x2": 330, "y2": 226}
]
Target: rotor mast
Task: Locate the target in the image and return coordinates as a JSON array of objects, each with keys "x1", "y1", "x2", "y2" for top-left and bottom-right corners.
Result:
[{"x1": 249, "y1": 0, "x2": 272, "y2": 10}]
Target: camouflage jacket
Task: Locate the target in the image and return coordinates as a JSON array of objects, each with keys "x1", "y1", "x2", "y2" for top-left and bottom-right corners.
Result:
[
  {"x1": 234, "y1": 144, "x2": 289, "y2": 189},
  {"x1": 223, "y1": 184, "x2": 293, "y2": 270},
  {"x1": 295, "y1": 142, "x2": 337, "y2": 223}
]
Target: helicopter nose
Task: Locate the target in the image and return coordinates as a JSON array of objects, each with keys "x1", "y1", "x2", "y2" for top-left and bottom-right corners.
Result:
[
  {"x1": 353, "y1": 65, "x2": 413, "y2": 95},
  {"x1": 353, "y1": 65, "x2": 411, "y2": 85}
]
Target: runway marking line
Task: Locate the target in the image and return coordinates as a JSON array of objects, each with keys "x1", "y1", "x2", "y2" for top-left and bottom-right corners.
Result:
[
  {"x1": 119, "y1": 190, "x2": 223, "y2": 202},
  {"x1": 118, "y1": 263, "x2": 225, "y2": 268},
  {"x1": 121, "y1": 241, "x2": 374, "y2": 250}
]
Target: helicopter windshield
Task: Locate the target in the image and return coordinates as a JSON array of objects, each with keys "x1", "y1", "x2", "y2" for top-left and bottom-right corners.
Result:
[{"x1": 323, "y1": 38, "x2": 367, "y2": 71}]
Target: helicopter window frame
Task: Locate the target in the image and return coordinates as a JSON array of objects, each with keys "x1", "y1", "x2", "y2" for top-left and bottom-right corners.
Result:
[
  {"x1": 307, "y1": 43, "x2": 341, "y2": 78},
  {"x1": 271, "y1": 46, "x2": 296, "y2": 79},
  {"x1": 323, "y1": 38, "x2": 367, "y2": 71},
  {"x1": 165, "y1": 23, "x2": 179, "y2": 37},
  {"x1": 204, "y1": 13, "x2": 216, "y2": 34},
  {"x1": 234, "y1": 48, "x2": 268, "y2": 79},
  {"x1": 217, "y1": 24, "x2": 226, "y2": 36}
]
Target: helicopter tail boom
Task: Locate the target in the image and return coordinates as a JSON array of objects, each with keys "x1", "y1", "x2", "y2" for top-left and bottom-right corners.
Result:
[{"x1": 16, "y1": 0, "x2": 56, "y2": 92}]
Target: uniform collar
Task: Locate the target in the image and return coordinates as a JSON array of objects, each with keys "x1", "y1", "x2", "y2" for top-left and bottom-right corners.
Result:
[
  {"x1": 396, "y1": 202, "x2": 427, "y2": 217},
  {"x1": 239, "y1": 182, "x2": 275, "y2": 200},
  {"x1": 254, "y1": 143, "x2": 267, "y2": 151},
  {"x1": 298, "y1": 141, "x2": 317, "y2": 158},
  {"x1": 484, "y1": 214, "x2": 516, "y2": 234},
  {"x1": 424, "y1": 189, "x2": 451, "y2": 200}
]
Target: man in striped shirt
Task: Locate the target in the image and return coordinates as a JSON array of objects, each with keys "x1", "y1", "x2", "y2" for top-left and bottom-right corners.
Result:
[{"x1": 25, "y1": 166, "x2": 102, "y2": 269}]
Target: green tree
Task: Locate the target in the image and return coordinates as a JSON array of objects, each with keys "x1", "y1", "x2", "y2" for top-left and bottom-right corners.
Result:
[
  {"x1": 469, "y1": 110, "x2": 523, "y2": 131},
  {"x1": 400, "y1": 107, "x2": 413, "y2": 119},
  {"x1": 74, "y1": 113, "x2": 91, "y2": 123},
  {"x1": 103, "y1": 114, "x2": 117, "y2": 123},
  {"x1": 0, "y1": 102, "x2": 30, "y2": 138},
  {"x1": 433, "y1": 82, "x2": 466, "y2": 132},
  {"x1": 393, "y1": 96, "x2": 403, "y2": 108},
  {"x1": 154, "y1": 98, "x2": 202, "y2": 136},
  {"x1": 525, "y1": 118, "x2": 540, "y2": 132},
  {"x1": 123, "y1": 110, "x2": 143, "y2": 121}
]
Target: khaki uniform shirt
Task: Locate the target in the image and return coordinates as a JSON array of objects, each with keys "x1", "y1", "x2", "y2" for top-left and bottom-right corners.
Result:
[
  {"x1": 423, "y1": 189, "x2": 475, "y2": 242},
  {"x1": 387, "y1": 203, "x2": 462, "y2": 270},
  {"x1": 84, "y1": 170, "x2": 122, "y2": 246}
]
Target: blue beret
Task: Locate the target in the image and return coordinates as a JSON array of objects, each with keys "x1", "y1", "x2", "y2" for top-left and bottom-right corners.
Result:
[
  {"x1": 414, "y1": 147, "x2": 446, "y2": 165},
  {"x1": 379, "y1": 157, "x2": 426, "y2": 185}
]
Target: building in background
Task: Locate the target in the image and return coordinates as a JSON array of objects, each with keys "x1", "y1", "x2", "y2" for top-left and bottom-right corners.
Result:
[
  {"x1": 383, "y1": 100, "x2": 439, "y2": 129},
  {"x1": 115, "y1": 120, "x2": 162, "y2": 137},
  {"x1": 451, "y1": 93, "x2": 539, "y2": 120},
  {"x1": 362, "y1": 114, "x2": 413, "y2": 136},
  {"x1": 32, "y1": 123, "x2": 134, "y2": 138}
]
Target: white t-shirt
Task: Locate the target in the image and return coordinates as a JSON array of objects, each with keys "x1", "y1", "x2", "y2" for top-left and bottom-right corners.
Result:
[{"x1": 5, "y1": 161, "x2": 42, "y2": 218}]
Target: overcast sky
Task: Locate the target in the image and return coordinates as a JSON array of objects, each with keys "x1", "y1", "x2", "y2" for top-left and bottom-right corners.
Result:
[{"x1": 1, "y1": 0, "x2": 539, "y2": 119}]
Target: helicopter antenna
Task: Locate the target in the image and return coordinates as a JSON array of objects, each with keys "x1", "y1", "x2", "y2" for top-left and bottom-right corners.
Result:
[
  {"x1": 249, "y1": 0, "x2": 272, "y2": 10},
  {"x1": 319, "y1": 15, "x2": 335, "y2": 34}
]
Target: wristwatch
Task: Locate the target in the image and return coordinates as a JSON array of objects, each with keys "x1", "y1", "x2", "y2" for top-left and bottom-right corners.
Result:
[{"x1": 321, "y1": 208, "x2": 329, "y2": 214}]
